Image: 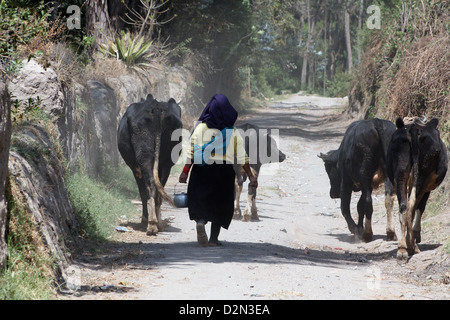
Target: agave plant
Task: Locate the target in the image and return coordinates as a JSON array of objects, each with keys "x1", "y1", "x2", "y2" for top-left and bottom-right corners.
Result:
[{"x1": 100, "y1": 31, "x2": 154, "y2": 68}]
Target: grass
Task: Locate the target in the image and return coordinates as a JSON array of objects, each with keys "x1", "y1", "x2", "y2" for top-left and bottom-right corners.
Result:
[
  {"x1": 425, "y1": 178, "x2": 450, "y2": 254},
  {"x1": 66, "y1": 172, "x2": 140, "y2": 243},
  {"x1": 0, "y1": 160, "x2": 141, "y2": 299},
  {"x1": 0, "y1": 179, "x2": 56, "y2": 300}
]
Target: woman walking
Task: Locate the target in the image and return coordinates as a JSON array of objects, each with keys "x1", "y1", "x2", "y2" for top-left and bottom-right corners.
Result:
[{"x1": 179, "y1": 94, "x2": 258, "y2": 247}]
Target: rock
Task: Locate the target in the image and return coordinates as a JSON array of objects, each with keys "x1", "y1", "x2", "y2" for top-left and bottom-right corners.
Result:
[
  {"x1": 83, "y1": 80, "x2": 119, "y2": 176},
  {"x1": 8, "y1": 124, "x2": 80, "y2": 283},
  {"x1": 8, "y1": 59, "x2": 65, "y2": 118}
]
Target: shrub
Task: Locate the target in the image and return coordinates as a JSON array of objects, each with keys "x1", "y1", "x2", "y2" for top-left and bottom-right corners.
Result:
[
  {"x1": 325, "y1": 71, "x2": 352, "y2": 98},
  {"x1": 99, "y1": 31, "x2": 154, "y2": 69}
]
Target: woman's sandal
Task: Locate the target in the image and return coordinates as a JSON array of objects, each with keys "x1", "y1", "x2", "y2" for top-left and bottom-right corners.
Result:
[{"x1": 208, "y1": 241, "x2": 222, "y2": 247}]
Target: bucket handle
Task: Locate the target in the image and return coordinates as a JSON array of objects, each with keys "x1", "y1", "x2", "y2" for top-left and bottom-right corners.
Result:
[{"x1": 173, "y1": 182, "x2": 187, "y2": 195}]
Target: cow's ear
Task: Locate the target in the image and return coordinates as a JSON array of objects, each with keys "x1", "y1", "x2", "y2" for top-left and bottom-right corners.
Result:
[
  {"x1": 428, "y1": 118, "x2": 439, "y2": 128},
  {"x1": 318, "y1": 153, "x2": 329, "y2": 160},
  {"x1": 395, "y1": 117, "x2": 405, "y2": 129}
]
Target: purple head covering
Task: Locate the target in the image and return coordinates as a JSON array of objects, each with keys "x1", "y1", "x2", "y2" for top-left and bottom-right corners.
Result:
[{"x1": 198, "y1": 94, "x2": 238, "y2": 130}]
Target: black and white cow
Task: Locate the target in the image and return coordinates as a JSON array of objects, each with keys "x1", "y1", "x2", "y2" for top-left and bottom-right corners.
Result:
[
  {"x1": 118, "y1": 94, "x2": 183, "y2": 235},
  {"x1": 319, "y1": 118, "x2": 397, "y2": 242},
  {"x1": 387, "y1": 117, "x2": 448, "y2": 261},
  {"x1": 233, "y1": 122, "x2": 286, "y2": 221}
]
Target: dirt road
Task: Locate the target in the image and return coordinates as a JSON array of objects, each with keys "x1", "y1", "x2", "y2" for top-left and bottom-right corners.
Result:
[{"x1": 66, "y1": 93, "x2": 450, "y2": 300}]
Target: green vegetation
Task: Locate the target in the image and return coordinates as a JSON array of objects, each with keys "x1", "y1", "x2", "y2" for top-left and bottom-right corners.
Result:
[
  {"x1": 99, "y1": 31, "x2": 155, "y2": 69},
  {"x1": 1, "y1": 0, "x2": 448, "y2": 299},
  {"x1": 66, "y1": 172, "x2": 139, "y2": 242},
  {"x1": 351, "y1": 0, "x2": 448, "y2": 127},
  {"x1": 0, "y1": 179, "x2": 55, "y2": 300},
  {"x1": 325, "y1": 71, "x2": 352, "y2": 98},
  {"x1": 0, "y1": 0, "x2": 50, "y2": 59}
]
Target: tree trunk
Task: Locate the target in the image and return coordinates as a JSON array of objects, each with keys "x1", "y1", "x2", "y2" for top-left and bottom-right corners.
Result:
[
  {"x1": 85, "y1": 0, "x2": 135, "y2": 47},
  {"x1": 248, "y1": 66, "x2": 251, "y2": 98},
  {"x1": 344, "y1": 8, "x2": 353, "y2": 74},
  {"x1": 86, "y1": 0, "x2": 112, "y2": 47},
  {"x1": 0, "y1": 77, "x2": 11, "y2": 270},
  {"x1": 301, "y1": 0, "x2": 311, "y2": 91},
  {"x1": 323, "y1": 8, "x2": 328, "y2": 96},
  {"x1": 357, "y1": 0, "x2": 364, "y2": 63}
]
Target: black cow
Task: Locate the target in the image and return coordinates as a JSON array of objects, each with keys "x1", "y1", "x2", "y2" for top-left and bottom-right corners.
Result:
[
  {"x1": 319, "y1": 119, "x2": 397, "y2": 242},
  {"x1": 233, "y1": 122, "x2": 286, "y2": 221},
  {"x1": 387, "y1": 117, "x2": 448, "y2": 261},
  {"x1": 118, "y1": 94, "x2": 182, "y2": 235}
]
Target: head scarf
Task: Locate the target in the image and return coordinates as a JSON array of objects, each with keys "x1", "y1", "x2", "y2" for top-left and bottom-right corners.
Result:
[{"x1": 198, "y1": 94, "x2": 238, "y2": 130}]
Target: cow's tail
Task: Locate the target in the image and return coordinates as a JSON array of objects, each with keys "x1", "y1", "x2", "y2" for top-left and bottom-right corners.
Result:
[
  {"x1": 153, "y1": 120, "x2": 175, "y2": 207},
  {"x1": 408, "y1": 123, "x2": 420, "y2": 207}
]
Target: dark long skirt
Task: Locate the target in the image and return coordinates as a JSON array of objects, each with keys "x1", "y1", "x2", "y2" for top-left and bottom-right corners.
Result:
[{"x1": 187, "y1": 163, "x2": 235, "y2": 229}]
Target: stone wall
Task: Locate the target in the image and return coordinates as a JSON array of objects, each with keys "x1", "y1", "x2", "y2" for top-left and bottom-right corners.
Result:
[
  {"x1": 8, "y1": 125, "x2": 80, "y2": 282},
  {"x1": 2, "y1": 58, "x2": 190, "y2": 285}
]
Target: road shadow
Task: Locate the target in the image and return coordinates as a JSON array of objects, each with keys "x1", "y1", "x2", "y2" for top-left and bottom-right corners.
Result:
[
  {"x1": 237, "y1": 109, "x2": 345, "y2": 141},
  {"x1": 75, "y1": 237, "x2": 395, "y2": 274}
]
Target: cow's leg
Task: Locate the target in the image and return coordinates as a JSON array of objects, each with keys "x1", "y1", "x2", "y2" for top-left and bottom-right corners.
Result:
[
  {"x1": 251, "y1": 191, "x2": 258, "y2": 220},
  {"x1": 396, "y1": 181, "x2": 409, "y2": 261},
  {"x1": 412, "y1": 191, "x2": 429, "y2": 249},
  {"x1": 244, "y1": 182, "x2": 258, "y2": 221},
  {"x1": 385, "y1": 179, "x2": 397, "y2": 241},
  {"x1": 340, "y1": 179, "x2": 357, "y2": 235},
  {"x1": 250, "y1": 171, "x2": 259, "y2": 220},
  {"x1": 233, "y1": 180, "x2": 242, "y2": 220},
  {"x1": 146, "y1": 181, "x2": 159, "y2": 236},
  {"x1": 405, "y1": 186, "x2": 417, "y2": 256},
  {"x1": 243, "y1": 192, "x2": 252, "y2": 222},
  {"x1": 134, "y1": 173, "x2": 149, "y2": 226},
  {"x1": 357, "y1": 185, "x2": 373, "y2": 242},
  {"x1": 155, "y1": 193, "x2": 164, "y2": 231}
]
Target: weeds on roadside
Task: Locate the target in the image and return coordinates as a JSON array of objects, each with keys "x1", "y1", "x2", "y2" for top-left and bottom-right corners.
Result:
[
  {"x1": 0, "y1": 179, "x2": 56, "y2": 300},
  {"x1": 66, "y1": 173, "x2": 139, "y2": 243}
]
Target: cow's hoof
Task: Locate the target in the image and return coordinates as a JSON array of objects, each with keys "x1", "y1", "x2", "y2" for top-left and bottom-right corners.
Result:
[
  {"x1": 233, "y1": 211, "x2": 242, "y2": 220},
  {"x1": 386, "y1": 231, "x2": 397, "y2": 241},
  {"x1": 353, "y1": 226, "x2": 364, "y2": 240},
  {"x1": 146, "y1": 224, "x2": 158, "y2": 236},
  {"x1": 413, "y1": 230, "x2": 421, "y2": 244},
  {"x1": 362, "y1": 232, "x2": 373, "y2": 243},
  {"x1": 414, "y1": 244, "x2": 420, "y2": 254},
  {"x1": 411, "y1": 244, "x2": 420, "y2": 255},
  {"x1": 251, "y1": 216, "x2": 260, "y2": 222},
  {"x1": 242, "y1": 214, "x2": 251, "y2": 222},
  {"x1": 396, "y1": 248, "x2": 409, "y2": 263}
]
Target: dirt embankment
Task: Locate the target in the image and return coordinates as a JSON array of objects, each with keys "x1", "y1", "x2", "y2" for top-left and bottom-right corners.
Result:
[{"x1": 63, "y1": 94, "x2": 450, "y2": 300}]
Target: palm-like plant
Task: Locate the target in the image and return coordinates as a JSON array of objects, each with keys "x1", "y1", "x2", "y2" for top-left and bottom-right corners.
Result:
[{"x1": 100, "y1": 31, "x2": 154, "y2": 68}]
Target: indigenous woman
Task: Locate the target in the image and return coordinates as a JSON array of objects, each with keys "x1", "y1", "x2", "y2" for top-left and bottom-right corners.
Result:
[{"x1": 179, "y1": 94, "x2": 257, "y2": 247}]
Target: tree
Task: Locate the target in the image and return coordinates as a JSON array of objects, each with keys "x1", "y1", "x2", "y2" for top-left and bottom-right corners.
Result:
[
  {"x1": 344, "y1": 7, "x2": 353, "y2": 74},
  {"x1": 0, "y1": 77, "x2": 11, "y2": 270},
  {"x1": 301, "y1": 0, "x2": 310, "y2": 91},
  {"x1": 162, "y1": 0, "x2": 253, "y2": 104}
]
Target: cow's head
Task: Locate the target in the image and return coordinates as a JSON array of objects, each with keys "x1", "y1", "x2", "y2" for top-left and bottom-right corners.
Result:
[
  {"x1": 265, "y1": 133, "x2": 286, "y2": 164},
  {"x1": 319, "y1": 150, "x2": 340, "y2": 199}
]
